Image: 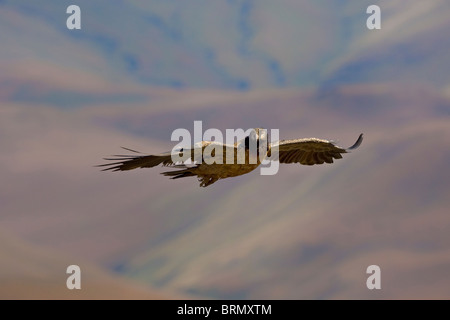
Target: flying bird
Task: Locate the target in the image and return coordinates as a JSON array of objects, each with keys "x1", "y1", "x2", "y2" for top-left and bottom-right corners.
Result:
[{"x1": 98, "y1": 130, "x2": 363, "y2": 187}]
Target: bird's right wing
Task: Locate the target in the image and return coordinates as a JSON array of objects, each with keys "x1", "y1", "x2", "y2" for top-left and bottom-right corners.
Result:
[
  {"x1": 97, "y1": 142, "x2": 239, "y2": 172},
  {"x1": 96, "y1": 147, "x2": 178, "y2": 172}
]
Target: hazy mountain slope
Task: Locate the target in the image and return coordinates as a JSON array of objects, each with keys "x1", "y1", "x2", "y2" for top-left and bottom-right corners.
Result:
[
  {"x1": 1, "y1": 86, "x2": 449, "y2": 298},
  {"x1": 2, "y1": 0, "x2": 450, "y2": 300},
  {"x1": 0, "y1": 228, "x2": 182, "y2": 299},
  {"x1": 321, "y1": 0, "x2": 450, "y2": 87},
  {"x1": 1, "y1": 0, "x2": 450, "y2": 90},
  {"x1": 123, "y1": 120, "x2": 450, "y2": 299}
]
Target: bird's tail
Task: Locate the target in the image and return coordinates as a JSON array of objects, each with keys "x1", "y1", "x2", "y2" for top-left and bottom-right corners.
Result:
[
  {"x1": 161, "y1": 165, "x2": 197, "y2": 179},
  {"x1": 161, "y1": 165, "x2": 218, "y2": 187}
]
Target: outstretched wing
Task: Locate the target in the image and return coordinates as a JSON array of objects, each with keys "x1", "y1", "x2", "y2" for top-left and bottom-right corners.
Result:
[
  {"x1": 97, "y1": 142, "x2": 238, "y2": 172},
  {"x1": 96, "y1": 147, "x2": 177, "y2": 172},
  {"x1": 272, "y1": 133, "x2": 363, "y2": 166}
]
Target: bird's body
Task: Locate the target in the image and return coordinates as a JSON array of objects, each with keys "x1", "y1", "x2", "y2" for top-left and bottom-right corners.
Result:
[
  {"x1": 163, "y1": 153, "x2": 261, "y2": 187},
  {"x1": 98, "y1": 129, "x2": 363, "y2": 187}
]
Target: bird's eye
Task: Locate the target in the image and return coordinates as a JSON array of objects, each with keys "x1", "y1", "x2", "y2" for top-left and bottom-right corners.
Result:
[{"x1": 244, "y1": 136, "x2": 250, "y2": 149}]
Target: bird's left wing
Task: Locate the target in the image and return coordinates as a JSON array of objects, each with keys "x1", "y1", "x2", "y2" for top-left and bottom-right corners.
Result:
[{"x1": 271, "y1": 133, "x2": 363, "y2": 166}]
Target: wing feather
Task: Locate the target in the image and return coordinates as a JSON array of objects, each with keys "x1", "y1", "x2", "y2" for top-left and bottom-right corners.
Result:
[
  {"x1": 272, "y1": 134, "x2": 363, "y2": 166},
  {"x1": 97, "y1": 141, "x2": 238, "y2": 172},
  {"x1": 96, "y1": 153, "x2": 176, "y2": 171}
]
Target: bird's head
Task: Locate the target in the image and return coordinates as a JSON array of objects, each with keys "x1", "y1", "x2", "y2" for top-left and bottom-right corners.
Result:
[
  {"x1": 244, "y1": 128, "x2": 264, "y2": 149},
  {"x1": 255, "y1": 128, "x2": 268, "y2": 142},
  {"x1": 243, "y1": 128, "x2": 269, "y2": 162}
]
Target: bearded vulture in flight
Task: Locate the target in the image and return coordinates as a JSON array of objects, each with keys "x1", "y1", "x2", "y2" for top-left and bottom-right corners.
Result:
[{"x1": 98, "y1": 130, "x2": 363, "y2": 187}]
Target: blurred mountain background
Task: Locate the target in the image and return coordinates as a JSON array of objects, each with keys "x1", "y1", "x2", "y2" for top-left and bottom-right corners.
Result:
[{"x1": 1, "y1": 0, "x2": 450, "y2": 299}]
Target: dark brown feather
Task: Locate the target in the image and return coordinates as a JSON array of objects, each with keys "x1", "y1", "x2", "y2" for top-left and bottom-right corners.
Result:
[{"x1": 274, "y1": 134, "x2": 363, "y2": 166}]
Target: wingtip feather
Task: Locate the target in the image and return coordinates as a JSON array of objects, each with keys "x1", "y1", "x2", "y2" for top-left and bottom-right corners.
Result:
[{"x1": 347, "y1": 133, "x2": 363, "y2": 150}]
